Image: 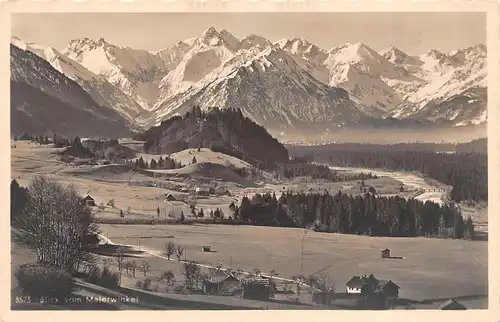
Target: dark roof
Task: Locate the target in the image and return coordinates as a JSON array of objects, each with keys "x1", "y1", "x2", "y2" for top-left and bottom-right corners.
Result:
[
  {"x1": 381, "y1": 248, "x2": 390, "y2": 252},
  {"x1": 83, "y1": 195, "x2": 94, "y2": 201},
  {"x1": 438, "y1": 299, "x2": 467, "y2": 310},
  {"x1": 209, "y1": 275, "x2": 240, "y2": 284},
  {"x1": 378, "y1": 280, "x2": 400, "y2": 290},
  {"x1": 346, "y1": 276, "x2": 365, "y2": 288}
]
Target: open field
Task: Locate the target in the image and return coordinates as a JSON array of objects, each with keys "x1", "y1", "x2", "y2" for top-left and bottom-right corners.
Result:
[{"x1": 98, "y1": 223, "x2": 487, "y2": 305}]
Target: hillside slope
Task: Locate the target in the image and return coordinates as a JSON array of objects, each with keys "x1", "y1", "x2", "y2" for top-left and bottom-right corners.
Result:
[
  {"x1": 10, "y1": 44, "x2": 132, "y2": 138},
  {"x1": 134, "y1": 107, "x2": 289, "y2": 169}
]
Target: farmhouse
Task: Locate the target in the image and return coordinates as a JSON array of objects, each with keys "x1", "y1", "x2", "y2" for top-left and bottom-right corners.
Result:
[
  {"x1": 83, "y1": 195, "x2": 96, "y2": 206},
  {"x1": 202, "y1": 275, "x2": 241, "y2": 296},
  {"x1": 345, "y1": 275, "x2": 400, "y2": 298},
  {"x1": 438, "y1": 299, "x2": 467, "y2": 310}
]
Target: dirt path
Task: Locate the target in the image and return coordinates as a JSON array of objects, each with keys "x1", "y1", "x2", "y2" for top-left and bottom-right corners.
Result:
[{"x1": 97, "y1": 234, "x2": 321, "y2": 292}]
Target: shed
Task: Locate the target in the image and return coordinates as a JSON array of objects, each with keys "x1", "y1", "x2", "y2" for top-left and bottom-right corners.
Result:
[
  {"x1": 381, "y1": 248, "x2": 390, "y2": 259},
  {"x1": 438, "y1": 299, "x2": 467, "y2": 310},
  {"x1": 201, "y1": 246, "x2": 211, "y2": 252},
  {"x1": 83, "y1": 195, "x2": 96, "y2": 206}
]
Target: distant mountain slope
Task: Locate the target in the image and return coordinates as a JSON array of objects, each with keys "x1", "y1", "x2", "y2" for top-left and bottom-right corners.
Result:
[
  {"x1": 134, "y1": 107, "x2": 289, "y2": 169},
  {"x1": 151, "y1": 45, "x2": 363, "y2": 134},
  {"x1": 13, "y1": 28, "x2": 486, "y2": 137},
  {"x1": 11, "y1": 37, "x2": 148, "y2": 123},
  {"x1": 62, "y1": 38, "x2": 173, "y2": 110},
  {"x1": 10, "y1": 44, "x2": 132, "y2": 138}
]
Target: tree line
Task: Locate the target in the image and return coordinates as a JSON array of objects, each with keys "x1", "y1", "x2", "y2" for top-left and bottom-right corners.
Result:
[
  {"x1": 278, "y1": 160, "x2": 378, "y2": 182},
  {"x1": 230, "y1": 191, "x2": 475, "y2": 239},
  {"x1": 124, "y1": 156, "x2": 184, "y2": 170},
  {"x1": 290, "y1": 147, "x2": 487, "y2": 202}
]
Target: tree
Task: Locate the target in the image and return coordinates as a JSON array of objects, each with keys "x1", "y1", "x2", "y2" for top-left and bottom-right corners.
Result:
[
  {"x1": 11, "y1": 179, "x2": 29, "y2": 227},
  {"x1": 157, "y1": 206, "x2": 160, "y2": 216},
  {"x1": 102, "y1": 258, "x2": 113, "y2": 270},
  {"x1": 198, "y1": 208, "x2": 204, "y2": 218},
  {"x1": 120, "y1": 209, "x2": 124, "y2": 218},
  {"x1": 107, "y1": 199, "x2": 115, "y2": 208},
  {"x1": 130, "y1": 260, "x2": 138, "y2": 278},
  {"x1": 176, "y1": 246, "x2": 184, "y2": 262},
  {"x1": 252, "y1": 268, "x2": 261, "y2": 277},
  {"x1": 165, "y1": 242, "x2": 176, "y2": 260},
  {"x1": 161, "y1": 270, "x2": 175, "y2": 287},
  {"x1": 192, "y1": 156, "x2": 197, "y2": 164},
  {"x1": 13, "y1": 176, "x2": 97, "y2": 273},
  {"x1": 181, "y1": 261, "x2": 201, "y2": 289},
  {"x1": 140, "y1": 261, "x2": 151, "y2": 276},
  {"x1": 179, "y1": 211, "x2": 185, "y2": 224},
  {"x1": 115, "y1": 247, "x2": 125, "y2": 286},
  {"x1": 361, "y1": 274, "x2": 379, "y2": 296}
]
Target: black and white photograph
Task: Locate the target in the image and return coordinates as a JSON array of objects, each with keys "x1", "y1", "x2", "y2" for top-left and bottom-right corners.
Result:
[{"x1": 5, "y1": 5, "x2": 496, "y2": 313}]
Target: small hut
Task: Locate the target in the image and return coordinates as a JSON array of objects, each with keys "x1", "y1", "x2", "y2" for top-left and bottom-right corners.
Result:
[
  {"x1": 201, "y1": 246, "x2": 211, "y2": 252},
  {"x1": 83, "y1": 195, "x2": 96, "y2": 207},
  {"x1": 381, "y1": 248, "x2": 390, "y2": 259}
]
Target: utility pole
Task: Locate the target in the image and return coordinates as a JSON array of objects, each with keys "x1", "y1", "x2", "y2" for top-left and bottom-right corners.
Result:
[{"x1": 299, "y1": 229, "x2": 306, "y2": 275}]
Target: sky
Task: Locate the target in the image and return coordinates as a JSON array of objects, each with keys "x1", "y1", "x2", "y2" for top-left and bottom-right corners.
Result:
[{"x1": 11, "y1": 12, "x2": 486, "y2": 55}]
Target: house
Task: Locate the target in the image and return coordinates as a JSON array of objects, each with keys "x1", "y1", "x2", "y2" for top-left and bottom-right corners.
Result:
[
  {"x1": 345, "y1": 275, "x2": 400, "y2": 298},
  {"x1": 164, "y1": 193, "x2": 177, "y2": 202},
  {"x1": 241, "y1": 278, "x2": 274, "y2": 300},
  {"x1": 377, "y1": 280, "x2": 400, "y2": 298},
  {"x1": 202, "y1": 275, "x2": 241, "y2": 296},
  {"x1": 381, "y1": 248, "x2": 391, "y2": 258},
  {"x1": 346, "y1": 276, "x2": 365, "y2": 294},
  {"x1": 201, "y1": 246, "x2": 211, "y2": 252},
  {"x1": 83, "y1": 195, "x2": 96, "y2": 206},
  {"x1": 438, "y1": 299, "x2": 467, "y2": 310}
]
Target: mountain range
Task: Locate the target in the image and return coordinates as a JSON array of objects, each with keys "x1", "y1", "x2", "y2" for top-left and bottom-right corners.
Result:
[{"x1": 10, "y1": 28, "x2": 487, "y2": 139}]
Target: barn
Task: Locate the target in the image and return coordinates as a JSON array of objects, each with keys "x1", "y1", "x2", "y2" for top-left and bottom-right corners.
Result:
[{"x1": 241, "y1": 278, "x2": 274, "y2": 300}]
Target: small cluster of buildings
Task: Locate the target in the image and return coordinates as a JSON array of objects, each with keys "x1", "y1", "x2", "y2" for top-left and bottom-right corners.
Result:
[{"x1": 201, "y1": 274, "x2": 275, "y2": 300}]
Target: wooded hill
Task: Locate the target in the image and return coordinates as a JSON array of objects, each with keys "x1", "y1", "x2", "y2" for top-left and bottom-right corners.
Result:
[{"x1": 133, "y1": 106, "x2": 289, "y2": 170}]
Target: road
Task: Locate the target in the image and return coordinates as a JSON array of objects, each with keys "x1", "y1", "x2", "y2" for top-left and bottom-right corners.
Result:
[{"x1": 97, "y1": 234, "x2": 322, "y2": 292}]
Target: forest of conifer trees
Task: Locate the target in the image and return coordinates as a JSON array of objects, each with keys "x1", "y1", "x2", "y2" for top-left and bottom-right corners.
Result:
[{"x1": 231, "y1": 191, "x2": 475, "y2": 239}]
